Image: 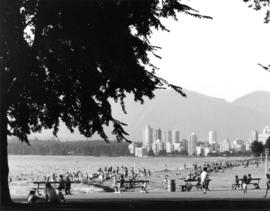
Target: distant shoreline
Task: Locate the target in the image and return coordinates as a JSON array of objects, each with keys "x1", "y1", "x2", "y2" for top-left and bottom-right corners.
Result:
[{"x1": 8, "y1": 154, "x2": 254, "y2": 159}]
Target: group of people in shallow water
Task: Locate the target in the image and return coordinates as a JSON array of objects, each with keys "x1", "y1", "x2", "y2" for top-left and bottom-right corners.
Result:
[
  {"x1": 86, "y1": 165, "x2": 151, "y2": 183},
  {"x1": 87, "y1": 165, "x2": 152, "y2": 193}
]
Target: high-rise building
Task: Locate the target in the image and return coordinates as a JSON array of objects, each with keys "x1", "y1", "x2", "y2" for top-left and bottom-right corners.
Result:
[
  {"x1": 249, "y1": 130, "x2": 258, "y2": 143},
  {"x1": 259, "y1": 126, "x2": 270, "y2": 144},
  {"x1": 128, "y1": 142, "x2": 136, "y2": 154},
  {"x1": 209, "y1": 130, "x2": 217, "y2": 145},
  {"x1": 220, "y1": 139, "x2": 230, "y2": 152},
  {"x1": 143, "y1": 125, "x2": 153, "y2": 150},
  {"x1": 157, "y1": 128, "x2": 162, "y2": 142},
  {"x1": 245, "y1": 141, "x2": 250, "y2": 151},
  {"x1": 167, "y1": 130, "x2": 172, "y2": 143},
  {"x1": 188, "y1": 133, "x2": 197, "y2": 156},
  {"x1": 181, "y1": 139, "x2": 188, "y2": 152},
  {"x1": 152, "y1": 142, "x2": 158, "y2": 155},
  {"x1": 172, "y1": 130, "x2": 180, "y2": 143},
  {"x1": 153, "y1": 129, "x2": 159, "y2": 142},
  {"x1": 196, "y1": 146, "x2": 203, "y2": 156},
  {"x1": 135, "y1": 147, "x2": 147, "y2": 157},
  {"x1": 173, "y1": 143, "x2": 181, "y2": 152},
  {"x1": 166, "y1": 142, "x2": 173, "y2": 153},
  {"x1": 232, "y1": 139, "x2": 245, "y2": 152}
]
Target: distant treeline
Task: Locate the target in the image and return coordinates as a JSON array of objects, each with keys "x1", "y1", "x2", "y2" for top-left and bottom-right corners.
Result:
[{"x1": 8, "y1": 139, "x2": 131, "y2": 156}]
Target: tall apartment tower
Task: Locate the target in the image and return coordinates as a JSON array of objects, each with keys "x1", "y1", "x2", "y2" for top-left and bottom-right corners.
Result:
[
  {"x1": 172, "y1": 130, "x2": 180, "y2": 143},
  {"x1": 188, "y1": 133, "x2": 197, "y2": 156},
  {"x1": 259, "y1": 126, "x2": 270, "y2": 144},
  {"x1": 249, "y1": 130, "x2": 258, "y2": 143},
  {"x1": 181, "y1": 139, "x2": 188, "y2": 152},
  {"x1": 167, "y1": 130, "x2": 172, "y2": 143},
  {"x1": 220, "y1": 139, "x2": 231, "y2": 153},
  {"x1": 157, "y1": 128, "x2": 162, "y2": 142},
  {"x1": 153, "y1": 129, "x2": 159, "y2": 142},
  {"x1": 209, "y1": 130, "x2": 217, "y2": 145},
  {"x1": 143, "y1": 125, "x2": 153, "y2": 149}
]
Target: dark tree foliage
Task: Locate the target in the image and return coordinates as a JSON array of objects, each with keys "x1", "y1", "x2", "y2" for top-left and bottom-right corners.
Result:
[
  {"x1": 0, "y1": 0, "x2": 210, "y2": 205},
  {"x1": 250, "y1": 140, "x2": 264, "y2": 157},
  {"x1": 243, "y1": 0, "x2": 270, "y2": 23},
  {"x1": 243, "y1": 0, "x2": 270, "y2": 70},
  {"x1": 2, "y1": 0, "x2": 210, "y2": 144}
]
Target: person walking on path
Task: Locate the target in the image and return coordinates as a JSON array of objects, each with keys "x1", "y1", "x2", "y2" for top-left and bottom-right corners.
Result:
[
  {"x1": 200, "y1": 167, "x2": 208, "y2": 194},
  {"x1": 264, "y1": 174, "x2": 270, "y2": 197}
]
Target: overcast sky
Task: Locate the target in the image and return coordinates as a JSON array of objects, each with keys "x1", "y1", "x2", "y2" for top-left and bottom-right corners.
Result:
[{"x1": 150, "y1": 0, "x2": 270, "y2": 102}]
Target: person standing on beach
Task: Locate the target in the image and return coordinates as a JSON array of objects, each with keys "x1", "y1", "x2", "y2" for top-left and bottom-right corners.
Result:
[
  {"x1": 264, "y1": 174, "x2": 270, "y2": 197},
  {"x1": 242, "y1": 175, "x2": 248, "y2": 194},
  {"x1": 58, "y1": 175, "x2": 65, "y2": 192},
  {"x1": 200, "y1": 167, "x2": 208, "y2": 194},
  {"x1": 65, "y1": 176, "x2": 71, "y2": 195}
]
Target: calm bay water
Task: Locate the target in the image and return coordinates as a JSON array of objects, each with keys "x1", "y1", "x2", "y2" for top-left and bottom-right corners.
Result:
[{"x1": 8, "y1": 155, "x2": 239, "y2": 196}]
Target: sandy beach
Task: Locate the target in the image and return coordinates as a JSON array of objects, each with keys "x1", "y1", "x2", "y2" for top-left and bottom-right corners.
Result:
[{"x1": 11, "y1": 161, "x2": 270, "y2": 203}]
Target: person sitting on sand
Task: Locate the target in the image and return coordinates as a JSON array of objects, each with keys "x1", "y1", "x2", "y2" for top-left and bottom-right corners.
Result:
[
  {"x1": 27, "y1": 189, "x2": 45, "y2": 204},
  {"x1": 44, "y1": 182, "x2": 61, "y2": 204},
  {"x1": 57, "y1": 189, "x2": 66, "y2": 203}
]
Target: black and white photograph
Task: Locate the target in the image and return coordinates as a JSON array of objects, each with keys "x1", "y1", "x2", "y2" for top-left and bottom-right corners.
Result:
[{"x1": 1, "y1": 0, "x2": 270, "y2": 210}]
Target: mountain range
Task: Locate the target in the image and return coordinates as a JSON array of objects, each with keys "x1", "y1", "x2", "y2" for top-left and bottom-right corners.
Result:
[
  {"x1": 29, "y1": 90, "x2": 270, "y2": 142},
  {"x1": 110, "y1": 89, "x2": 270, "y2": 142}
]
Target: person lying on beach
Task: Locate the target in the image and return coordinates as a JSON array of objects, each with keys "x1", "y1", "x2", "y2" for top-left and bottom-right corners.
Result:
[{"x1": 264, "y1": 174, "x2": 270, "y2": 197}]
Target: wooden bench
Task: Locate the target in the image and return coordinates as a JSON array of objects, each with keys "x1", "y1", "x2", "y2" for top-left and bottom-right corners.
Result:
[
  {"x1": 116, "y1": 180, "x2": 149, "y2": 193},
  {"x1": 180, "y1": 178, "x2": 211, "y2": 192},
  {"x1": 232, "y1": 178, "x2": 261, "y2": 190},
  {"x1": 33, "y1": 181, "x2": 75, "y2": 194}
]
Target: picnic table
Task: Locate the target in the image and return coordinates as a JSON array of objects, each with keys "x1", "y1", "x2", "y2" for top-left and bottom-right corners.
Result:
[
  {"x1": 116, "y1": 179, "x2": 149, "y2": 192},
  {"x1": 180, "y1": 178, "x2": 211, "y2": 192},
  {"x1": 232, "y1": 178, "x2": 261, "y2": 190},
  {"x1": 33, "y1": 181, "x2": 76, "y2": 194}
]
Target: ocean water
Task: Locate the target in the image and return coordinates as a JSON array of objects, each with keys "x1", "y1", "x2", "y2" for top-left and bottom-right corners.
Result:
[{"x1": 7, "y1": 155, "x2": 239, "y2": 196}]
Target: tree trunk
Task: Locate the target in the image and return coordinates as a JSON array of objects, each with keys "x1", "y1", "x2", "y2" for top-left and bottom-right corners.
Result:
[
  {"x1": 0, "y1": 110, "x2": 11, "y2": 206},
  {"x1": 0, "y1": 54, "x2": 12, "y2": 206}
]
